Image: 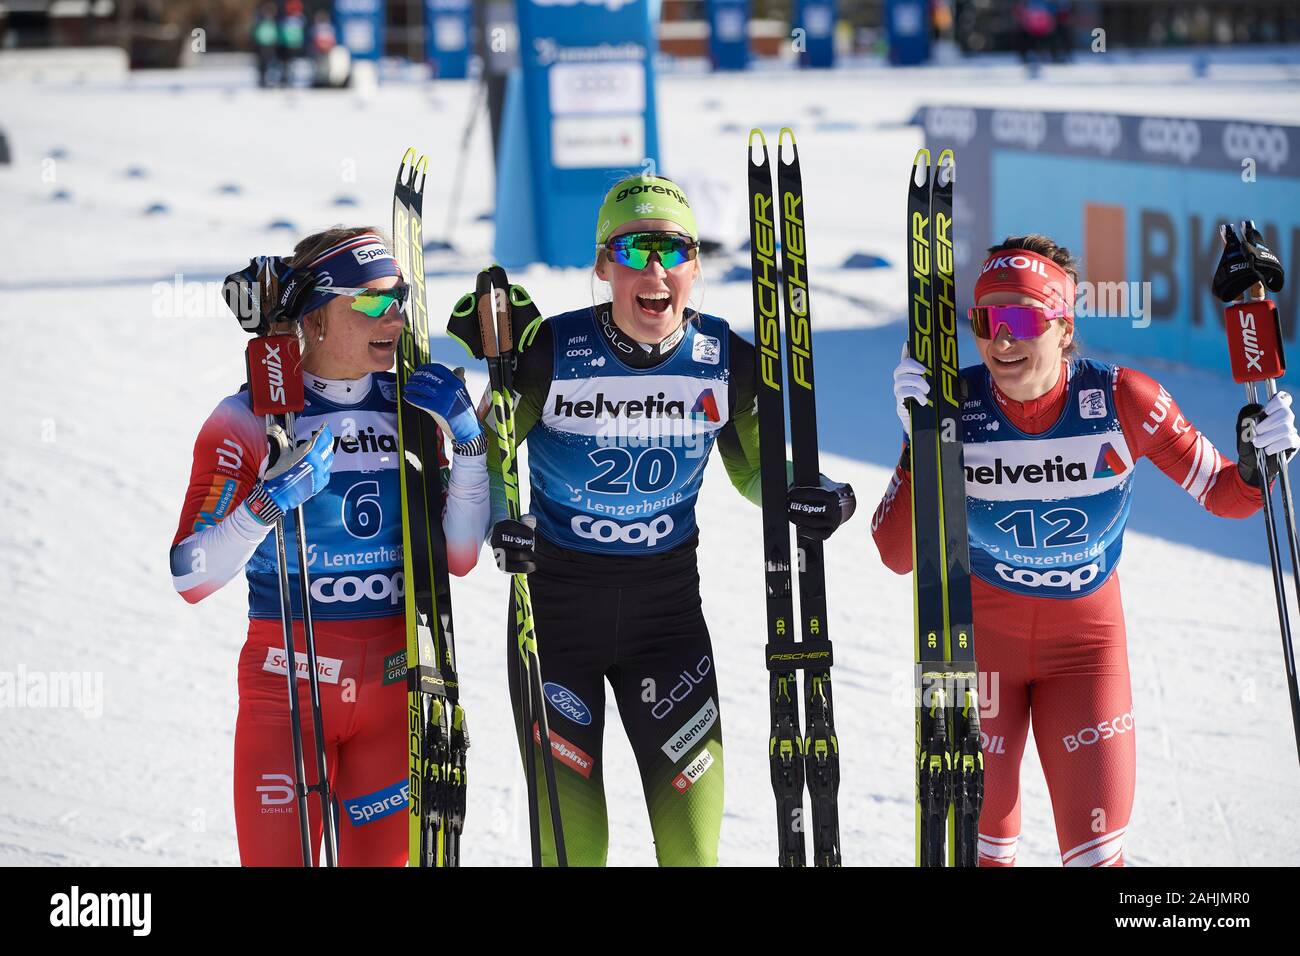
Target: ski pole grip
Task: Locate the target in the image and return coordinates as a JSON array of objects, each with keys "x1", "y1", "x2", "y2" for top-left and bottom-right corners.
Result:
[
  {"x1": 494, "y1": 285, "x2": 514, "y2": 354},
  {"x1": 475, "y1": 271, "x2": 500, "y2": 360},
  {"x1": 247, "y1": 334, "x2": 305, "y2": 416},
  {"x1": 1223, "y1": 299, "x2": 1285, "y2": 383}
]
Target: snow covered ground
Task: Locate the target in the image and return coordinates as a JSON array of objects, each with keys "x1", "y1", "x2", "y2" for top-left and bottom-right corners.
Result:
[{"x1": 1, "y1": 52, "x2": 1298, "y2": 866}]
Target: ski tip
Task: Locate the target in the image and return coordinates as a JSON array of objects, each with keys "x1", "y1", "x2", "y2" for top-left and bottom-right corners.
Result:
[
  {"x1": 937, "y1": 148, "x2": 956, "y2": 186},
  {"x1": 777, "y1": 127, "x2": 797, "y2": 163},
  {"x1": 399, "y1": 146, "x2": 417, "y2": 168},
  {"x1": 748, "y1": 128, "x2": 768, "y2": 162},
  {"x1": 911, "y1": 149, "x2": 931, "y2": 189}
]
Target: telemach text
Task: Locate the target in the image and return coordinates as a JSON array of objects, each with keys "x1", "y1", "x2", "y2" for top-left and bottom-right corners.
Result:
[{"x1": 966, "y1": 455, "x2": 1089, "y2": 485}]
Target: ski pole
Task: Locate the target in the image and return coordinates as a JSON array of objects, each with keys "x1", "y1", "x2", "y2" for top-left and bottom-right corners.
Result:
[
  {"x1": 284, "y1": 406, "x2": 339, "y2": 867},
  {"x1": 1221, "y1": 294, "x2": 1300, "y2": 766},
  {"x1": 473, "y1": 269, "x2": 568, "y2": 866},
  {"x1": 246, "y1": 332, "x2": 338, "y2": 865}
]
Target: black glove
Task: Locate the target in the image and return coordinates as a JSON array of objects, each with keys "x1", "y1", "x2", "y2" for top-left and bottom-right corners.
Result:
[
  {"x1": 1212, "y1": 223, "x2": 1262, "y2": 303},
  {"x1": 1241, "y1": 219, "x2": 1285, "y2": 293},
  {"x1": 222, "y1": 256, "x2": 318, "y2": 334},
  {"x1": 787, "y1": 479, "x2": 857, "y2": 541},
  {"x1": 491, "y1": 516, "x2": 538, "y2": 575},
  {"x1": 1236, "y1": 402, "x2": 1278, "y2": 489},
  {"x1": 446, "y1": 265, "x2": 543, "y2": 363}
]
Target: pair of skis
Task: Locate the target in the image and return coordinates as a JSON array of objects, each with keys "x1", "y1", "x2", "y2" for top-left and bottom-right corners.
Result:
[
  {"x1": 747, "y1": 128, "x2": 842, "y2": 867},
  {"x1": 393, "y1": 149, "x2": 468, "y2": 867},
  {"x1": 395, "y1": 151, "x2": 565, "y2": 866},
  {"x1": 905, "y1": 148, "x2": 983, "y2": 867}
]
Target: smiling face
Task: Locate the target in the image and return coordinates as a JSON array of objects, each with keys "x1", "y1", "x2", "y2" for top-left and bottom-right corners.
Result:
[
  {"x1": 594, "y1": 218, "x2": 700, "y2": 344},
  {"x1": 973, "y1": 291, "x2": 1073, "y2": 401},
  {"x1": 301, "y1": 274, "x2": 404, "y2": 379}
]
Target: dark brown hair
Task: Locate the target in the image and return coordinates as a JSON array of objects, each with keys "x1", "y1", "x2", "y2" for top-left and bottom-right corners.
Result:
[{"x1": 986, "y1": 234, "x2": 1080, "y2": 357}]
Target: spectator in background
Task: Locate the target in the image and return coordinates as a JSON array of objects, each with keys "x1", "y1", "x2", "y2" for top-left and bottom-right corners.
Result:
[
  {"x1": 1051, "y1": 0, "x2": 1073, "y2": 62},
  {"x1": 252, "y1": 2, "x2": 279, "y2": 88},
  {"x1": 309, "y1": 10, "x2": 338, "y2": 88},
  {"x1": 1014, "y1": 0, "x2": 1057, "y2": 64},
  {"x1": 277, "y1": 0, "x2": 307, "y2": 88}
]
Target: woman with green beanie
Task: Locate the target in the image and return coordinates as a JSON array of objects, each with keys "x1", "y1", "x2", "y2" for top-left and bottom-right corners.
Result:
[{"x1": 481, "y1": 174, "x2": 857, "y2": 865}]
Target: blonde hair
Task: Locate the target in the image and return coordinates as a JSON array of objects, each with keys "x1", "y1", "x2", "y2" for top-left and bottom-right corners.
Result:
[{"x1": 290, "y1": 225, "x2": 387, "y2": 341}]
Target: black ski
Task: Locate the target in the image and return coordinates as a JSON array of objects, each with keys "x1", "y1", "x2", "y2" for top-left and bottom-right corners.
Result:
[
  {"x1": 907, "y1": 148, "x2": 983, "y2": 867},
  {"x1": 748, "y1": 128, "x2": 841, "y2": 866},
  {"x1": 775, "y1": 129, "x2": 840, "y2": 867}
]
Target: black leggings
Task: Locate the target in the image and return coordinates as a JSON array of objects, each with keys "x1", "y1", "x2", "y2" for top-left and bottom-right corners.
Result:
[{"x1": 507, "y1": 536, "x2": 724, "y2": 866}]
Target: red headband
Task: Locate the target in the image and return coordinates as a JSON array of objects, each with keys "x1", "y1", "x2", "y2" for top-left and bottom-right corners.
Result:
[{"x1": 973, "y1": 249, "x2": 1076, "y2": 321}]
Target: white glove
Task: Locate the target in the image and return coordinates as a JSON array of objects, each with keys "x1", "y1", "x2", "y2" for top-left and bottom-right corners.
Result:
[
  {"x1": 1253, "y1": 390, "x2": 1300, "y2": 459},
  {"x1": 893, "y1": 343, "x2": 930, "y2": 437}
]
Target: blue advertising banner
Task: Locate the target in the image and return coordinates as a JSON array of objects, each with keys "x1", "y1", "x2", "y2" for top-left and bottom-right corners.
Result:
[
  {"x1": 707, "y1": 0, "x2": 749, "y2": 72},
  {"x1": 496, "y1": 0, "x2": 661, "y2": 269},
  {"x1": 913, "y1": 105, "x2": 1300, "y2": 372},
  {"x1": 885, "y1": 0, "x2": 928, "y2": 66},
  {"x1": 334, "y1": 0, "x2": 385, "y2": 60},
  {"x1": 795, "y1": 0, "x2": 835, "y2": 69},
  {"x1": 425, "y1": 0, "x2": 471, "y2": 78}
]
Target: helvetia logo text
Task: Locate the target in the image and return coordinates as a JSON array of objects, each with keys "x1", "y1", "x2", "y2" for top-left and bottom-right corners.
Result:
[
  {"x1": 554, "y1": 391, "x2": 686, "y2": 420},
  {"x1": 330, "y1": 425, "x2": 398, "y2": 455},
  {"x1": 572, "y1": 514, "x2": 674, "y2": 547},
  {"x1": 995, "y1": 561, "x2": 1101, "y2": 593},
  {"x1": 966, "y1": 454, "x2": 1090, "y2": 485}
]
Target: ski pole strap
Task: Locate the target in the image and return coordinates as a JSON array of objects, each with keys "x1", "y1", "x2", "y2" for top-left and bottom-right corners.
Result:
[
  {"x1": 1223, "y1": 299, "x2": 1285, "y2": 383},
  {"x1": 765, "y1": 639, "x2": 833, "y2": 671}
]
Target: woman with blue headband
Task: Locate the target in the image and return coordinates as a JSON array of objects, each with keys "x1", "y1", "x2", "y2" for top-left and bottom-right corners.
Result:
[{"x1": 170, "y1": 225, "x2": 489, "y2": 865}]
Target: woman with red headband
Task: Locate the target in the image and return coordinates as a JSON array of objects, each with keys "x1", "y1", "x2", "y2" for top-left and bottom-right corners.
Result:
[{"x1": 871, "y1": 234, "x2": 1299, "y2": 866}]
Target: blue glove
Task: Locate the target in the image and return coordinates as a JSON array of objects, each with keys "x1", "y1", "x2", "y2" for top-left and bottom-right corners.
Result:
[
  {"x1": 403, "y1": 363, "x2": 485, "y2": 452},
  {"x1": 244, "y1": 424, "x2": 335, "y2": 525}
]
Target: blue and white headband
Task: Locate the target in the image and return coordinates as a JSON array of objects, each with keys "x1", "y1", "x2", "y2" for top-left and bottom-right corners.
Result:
[{"x1": 299, "y1": 233, "x2": 400, "y2": 317}]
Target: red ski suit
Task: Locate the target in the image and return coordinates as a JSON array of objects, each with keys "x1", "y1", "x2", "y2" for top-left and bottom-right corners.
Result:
[{"x1": 872, "y1": 361, "x2": 1262, "y2": 866}]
